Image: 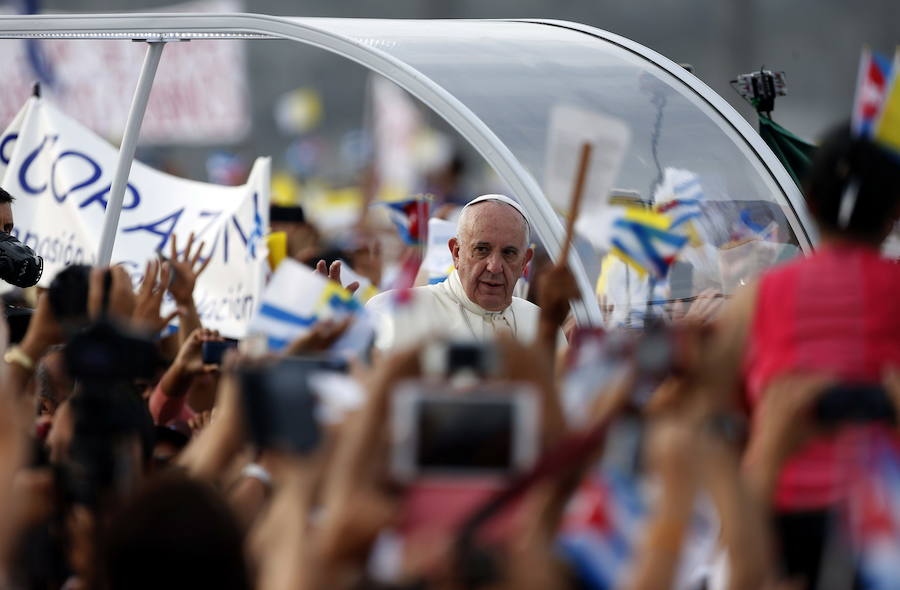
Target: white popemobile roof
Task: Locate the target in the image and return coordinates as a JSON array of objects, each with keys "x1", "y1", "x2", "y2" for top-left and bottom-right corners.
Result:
[{"x1": 0, "y1": 14, "x2": 815, "y2": 325}]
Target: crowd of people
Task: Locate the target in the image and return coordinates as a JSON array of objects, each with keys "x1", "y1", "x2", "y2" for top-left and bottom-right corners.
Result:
[{"x1": 0, "y1": 122, "x2": 897, "y2": 590}]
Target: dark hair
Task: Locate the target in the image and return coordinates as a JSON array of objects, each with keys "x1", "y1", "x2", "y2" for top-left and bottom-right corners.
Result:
[
  {"x1": 102, "y1": 473, "x2": 251, "y2": 590},
  {"x1": 803, "y1": 123, "x2": 900, "y2": 241},
  {"x1": 0, "y1": 187, "x2": 15, "y2": 204}
]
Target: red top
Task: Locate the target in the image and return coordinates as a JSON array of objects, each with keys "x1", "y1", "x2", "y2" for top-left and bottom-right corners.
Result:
[{"x1": 744, "y1": 244, "x2": 900, "y2": 510}]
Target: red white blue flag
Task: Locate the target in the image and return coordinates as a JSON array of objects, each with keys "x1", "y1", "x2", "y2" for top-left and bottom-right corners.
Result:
[{"x1": 851, "y1": 48, "x2": 893, "y2": 138}]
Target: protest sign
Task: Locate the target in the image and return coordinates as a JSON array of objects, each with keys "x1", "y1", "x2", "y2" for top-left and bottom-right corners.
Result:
[{"x1": 0, "y1": 96, "x2": 270, "y2": 338}]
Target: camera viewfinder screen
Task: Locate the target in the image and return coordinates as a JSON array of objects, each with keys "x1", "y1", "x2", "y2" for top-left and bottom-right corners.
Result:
[{"x1": 416, "y1": 399, "x2": 514, "y2": 471}]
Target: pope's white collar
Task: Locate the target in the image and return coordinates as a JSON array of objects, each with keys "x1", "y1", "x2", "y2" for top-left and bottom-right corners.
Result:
[{"x1": 445, "y1": 269, "x2": 511, "y2": 318}]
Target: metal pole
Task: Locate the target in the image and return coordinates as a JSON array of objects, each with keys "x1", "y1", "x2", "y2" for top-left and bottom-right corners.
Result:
[{"x1": 96, "y1": 39, "x2": 166, "y2": 266}]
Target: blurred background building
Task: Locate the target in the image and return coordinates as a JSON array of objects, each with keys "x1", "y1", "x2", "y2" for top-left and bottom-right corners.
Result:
[{"x1": 0, "y1": 0, "x2": 895, "y2": 219}]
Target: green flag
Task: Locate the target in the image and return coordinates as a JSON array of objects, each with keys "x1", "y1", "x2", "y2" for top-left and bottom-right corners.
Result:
[{"x1": 758, "y1": 114, "x2": 817, "y2": 188}]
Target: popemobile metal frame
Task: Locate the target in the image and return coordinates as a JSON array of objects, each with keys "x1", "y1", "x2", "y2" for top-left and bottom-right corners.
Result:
[{"x1": 0, "y1": 13, "x2": 814, "y2": 325}]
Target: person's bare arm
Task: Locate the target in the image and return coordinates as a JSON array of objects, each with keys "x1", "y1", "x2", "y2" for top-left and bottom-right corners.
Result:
[
  {"x1": 176, "y1": 354, "x2": 246, "y2": 482},
  {"x1": 696, "y1": 282, "x2": 758, "y2": 410},
  {"x1": 535, "y1": 264, "x2": 579, "y2": 360}
]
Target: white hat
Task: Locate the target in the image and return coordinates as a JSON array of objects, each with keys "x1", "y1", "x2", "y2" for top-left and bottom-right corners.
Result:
[{"x1": 461, "y1": 194, "x2": 530, "y2": 228}]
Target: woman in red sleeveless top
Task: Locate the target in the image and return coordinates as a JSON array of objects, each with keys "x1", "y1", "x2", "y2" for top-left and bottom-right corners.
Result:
[{"x1": 702, "y1": 124, "x2": 900, "y2": 587}]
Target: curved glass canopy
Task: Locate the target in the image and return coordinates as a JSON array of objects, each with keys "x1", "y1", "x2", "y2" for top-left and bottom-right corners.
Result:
[{"x1": 0, "y1": 14, "x2": 814, "y2": 326}]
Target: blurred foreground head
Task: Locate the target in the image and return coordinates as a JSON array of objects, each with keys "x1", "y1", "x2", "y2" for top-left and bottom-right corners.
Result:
[
  {"x1": 804, "y1": 123, "x2": 900, "y2": 244},
  {"x1": 103, "y1": 473, "x2": 250, "y2": 590}
]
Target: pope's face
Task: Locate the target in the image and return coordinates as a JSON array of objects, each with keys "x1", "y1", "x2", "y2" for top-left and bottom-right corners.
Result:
[{"x1": 450, "y1": 202, "x2": 533, "y2": 312}]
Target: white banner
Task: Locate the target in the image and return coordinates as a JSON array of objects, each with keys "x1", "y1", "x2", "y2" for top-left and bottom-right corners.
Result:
[{"x1": 0, "y1": 97, "x2": 270, "y2": 339}]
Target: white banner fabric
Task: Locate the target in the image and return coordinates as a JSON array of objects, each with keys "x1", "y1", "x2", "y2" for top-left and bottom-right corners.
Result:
[{"x1": 0, "y1": 97, "x2": 270, "y2": 339}]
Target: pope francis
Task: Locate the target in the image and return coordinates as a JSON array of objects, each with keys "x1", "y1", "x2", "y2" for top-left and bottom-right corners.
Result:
[{"x1": 366, "y1": 195, "x2": 543, "y2": 352}]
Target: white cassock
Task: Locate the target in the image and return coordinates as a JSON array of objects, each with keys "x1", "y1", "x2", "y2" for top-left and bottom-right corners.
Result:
[{"x1": 365, "y1": 269, "x2": 542, "y2": 352}]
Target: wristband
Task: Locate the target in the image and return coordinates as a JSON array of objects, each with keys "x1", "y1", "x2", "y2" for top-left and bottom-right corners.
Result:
[{"x1": 241, "y1": 462, "x2": 273, "y2": 487}]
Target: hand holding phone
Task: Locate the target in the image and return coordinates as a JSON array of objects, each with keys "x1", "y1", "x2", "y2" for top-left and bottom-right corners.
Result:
[
  {"x1": 389, "y1": 381, "x2": 539, "y2": 482},
  {"x1": 239, "y1": 358, "x2": 321, "y2": 454},
  {"x1": 201, "y1": 339, "x2": 237, "y2": 365}
]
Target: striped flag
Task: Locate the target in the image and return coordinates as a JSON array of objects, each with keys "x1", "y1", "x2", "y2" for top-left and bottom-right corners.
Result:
[
  {"x1": 653, "y1": 168, "x2": 703, "y2": 231},
  {"x1": 852, "y1": 48, "x2": 894, "y2": 138},
  {"x1": 845, "y1": 435, "x2": 900, "y2": 590},
  {"x1": 249, "y1": 258, "x2": 360, "y2": 351},
  {"x1": 557, "y1": 468, "x2": 646, "y2": 590},
  {"x1": 379, "y1": 194, "x2": 431, "y2": 245},
  {"x1": 609, "y1": 208, "x2": 688, "y2": 279}
]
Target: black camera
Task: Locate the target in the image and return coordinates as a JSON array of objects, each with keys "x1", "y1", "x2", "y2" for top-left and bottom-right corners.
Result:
[
  {"x1": 731, "y1": 69, "x2": 787, "y2": 115},
  {"x1": 0, "y1": 232, "x2": 42, "y2": 288}
]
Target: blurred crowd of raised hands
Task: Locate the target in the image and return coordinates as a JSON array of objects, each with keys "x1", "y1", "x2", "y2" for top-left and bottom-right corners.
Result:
[{"x1": 0, "y1": 227, "x2": 897, "y2": 590}]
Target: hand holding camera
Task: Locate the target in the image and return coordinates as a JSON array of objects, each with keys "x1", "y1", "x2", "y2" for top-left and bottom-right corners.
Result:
[{"x1": 176, "y1": 328, "x2": 226, "y2": 376}]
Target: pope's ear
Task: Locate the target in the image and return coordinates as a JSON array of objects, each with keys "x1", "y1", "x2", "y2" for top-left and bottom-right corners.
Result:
[
  {"x1": 449, "y1": 237, "x2": 460, "y2": 263},
  {"x1": 522, "y1": 246, "x2": 534, "y2": 271}
]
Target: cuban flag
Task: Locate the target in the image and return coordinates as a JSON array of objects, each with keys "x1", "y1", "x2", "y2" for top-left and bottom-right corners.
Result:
[
  {"x1": 249, "y1": 258, "x2": 360, "y2": 351},
  {"x1": 653, "y1": 168, "x2": 704, "y2": 231},
  {"x1": 845, "y1": 435, "x2": 900, "y2": 590},
  {"x1": 609, "y1": 208, "x2": 688, "y2": 279},
  {"x1": 379, "y1": 194, "x2": 431, "y2": 245},
  {"x1": 851, "y1": 48, "x2": 893, "y2": 138},
  {"x1": 557, "y1": 468, "x2": 646, "y2": 590}
]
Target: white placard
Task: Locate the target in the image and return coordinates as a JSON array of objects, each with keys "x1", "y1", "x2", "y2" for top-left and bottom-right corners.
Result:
[
  {"x1": 249, "y1": 258, "x2": 359, "y2": 350},
  {"x1": 544, "y1": 104, "x2": 631, "y2": 214},
  {"x1": 0, "y1": 97, "x2": 269, "y2": 338}
]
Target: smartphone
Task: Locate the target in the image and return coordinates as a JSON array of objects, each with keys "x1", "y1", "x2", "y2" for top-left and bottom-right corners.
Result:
[
  {"x1": 389, "y1": 381, "x2": 538, "y2": 482},
  {"x1": 239, "y1": 358, "x2": 321, "y2": 454},
  {"x1": 420, "y1": 341, "x2": 500, "y2": 379},
  {"x1": 814, "y1": 383, "x2": 896, "y2": 426},
  {"x1": 201, "y1": 340, "x2": 237, "y2": 365}
]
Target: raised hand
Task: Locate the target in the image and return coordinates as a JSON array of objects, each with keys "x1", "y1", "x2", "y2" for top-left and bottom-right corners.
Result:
[
  {"x1": 284, "y1": 317, "x2": 352, "y2": 356},
  {"x1": 167, "y1": 232, "x2": 212, "y2": 305},
  {"x1": 315, "y1": 259, "x2": 360, "y2": 294},
  {"x1": 132, "y1": 258, "x2": 178, "y2": 333},
  {"x1": 87, "y1": 265, "x2": 136, "y2": 322}
]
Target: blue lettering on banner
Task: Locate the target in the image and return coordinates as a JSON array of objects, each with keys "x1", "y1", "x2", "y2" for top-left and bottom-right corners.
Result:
[
  {"x1": 195, "y1": 285, "x2": 255, "y2": 324},
  {"x1": 122, "y1": 207, "x2": 184, "y2": 251},
  {"x1": 51, "y1": 151, "x2": 101, "y2": 203},
  {"x1": 197, "y1": 210, "x2": 223, "y2": 237},
  {"x1": 18, "y1": 134, "x2": 59, "y2": 195},
  {"x1": 15, "y1": 228, "x2": 92, "y2": 266},
  {"x1": 0, "y1": 133, "x2": 18, "y2": 165},
  {"x1": 228, "y1": 192, "x2": 263, "y2": 261},
  {"x1": 78, "y1": 182, "x2": 141, "y2": 211}
]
